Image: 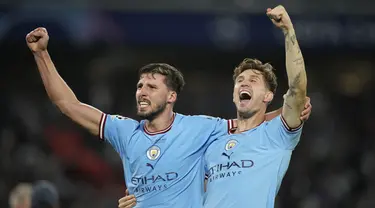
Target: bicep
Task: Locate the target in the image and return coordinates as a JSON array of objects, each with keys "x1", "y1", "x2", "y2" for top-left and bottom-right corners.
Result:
[
  {"x1": 281, "y1": 89, "x2": 306, "y2": 129},
  {"x1": 57, "y1": 101, "x2": 102, "y2": 135}
]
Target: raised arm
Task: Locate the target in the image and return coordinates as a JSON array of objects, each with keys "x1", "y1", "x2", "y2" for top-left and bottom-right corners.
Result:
[
  {"x1": 267, "y1": 6, "x2": 307, "y2": 128},
  {"x1": 265, "y1": 97, "x2": 312, "y2": 121},
  {"x1": 26, "y1": 27, "x2": 102, "y2": 135}
]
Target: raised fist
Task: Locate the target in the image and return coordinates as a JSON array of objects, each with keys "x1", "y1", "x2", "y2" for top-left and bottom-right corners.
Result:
[
  {"x1": 266, "y1": 5, "x2": 293, "y2": 33},
  {"x1": 26, "y1": 27, "x2": 49, "y2": 52}
]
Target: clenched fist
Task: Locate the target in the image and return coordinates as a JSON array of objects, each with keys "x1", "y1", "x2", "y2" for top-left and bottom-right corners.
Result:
[
  {"x1": 266, "y1": 5, "x2": 293, "y2": 33},
  {"x1": 26, "y1": 27, "x2": 49, "y2": 52}
]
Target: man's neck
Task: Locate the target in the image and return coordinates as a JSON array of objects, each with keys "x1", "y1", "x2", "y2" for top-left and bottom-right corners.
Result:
[
  {"x1": 145, "y1": 110, "x2": 174, "y2": 132},
  {"x1": 235, "y1": 110, "x2": 266, "y2": 133}
]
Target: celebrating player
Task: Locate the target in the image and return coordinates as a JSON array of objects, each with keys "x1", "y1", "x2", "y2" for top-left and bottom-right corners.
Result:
[
  {"x1": 26, "y1": 7, "x2": 310, "y2": 207},
  {"x1": 203, "y1": 5, "x2": 307, "y2": 208}
]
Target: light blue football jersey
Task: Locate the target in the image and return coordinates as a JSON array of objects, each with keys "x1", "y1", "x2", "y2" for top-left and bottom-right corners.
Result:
[
  {"x1": 99, "y1": 113, "x2": 235, "y2": 208},
  {"x1": 203, "y1": 115, "x2": 303, "y2": 208}
]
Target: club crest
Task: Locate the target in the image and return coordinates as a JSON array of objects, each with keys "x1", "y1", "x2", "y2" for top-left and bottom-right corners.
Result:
[
  {"x1": 225, "y1": 139, "x2": 238, "y2": 151},
  {"x1": 147, "y1": 146, "x2": 161, "y2": 160}
]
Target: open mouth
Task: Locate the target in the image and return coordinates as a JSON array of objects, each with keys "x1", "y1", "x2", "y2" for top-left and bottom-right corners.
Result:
[{"x1": 239, "y1": 91, "x2": 252, "y2": 102}]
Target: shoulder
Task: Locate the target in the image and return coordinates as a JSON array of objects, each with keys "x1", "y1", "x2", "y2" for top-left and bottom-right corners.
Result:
[
  {"x1": 182, "y1": 114, "x2": 229, "y2": 127},
  {"x1": 181, "y1": 114, "x2": 238, "y2": 133},
  {"x1": 108, "y1": 114, "x2": 131, "y2": 121},
  {"x1": 180, "y1": 114, "x2": 226, "y2": 122},
  {"x1": 263, "y1": 115, "x2": 281, "y2": 126},
  {"x1": 105, "y1": 114, "x2": 140, "y2": 127}
]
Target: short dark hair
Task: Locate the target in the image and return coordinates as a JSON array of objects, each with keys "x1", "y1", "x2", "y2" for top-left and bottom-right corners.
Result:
[
  {"x1": 233, "y1": 58, "x2": 277, "y2": 94},
  {"x1": 139, "y1": 63, "x2": 185, "y2": 94}
]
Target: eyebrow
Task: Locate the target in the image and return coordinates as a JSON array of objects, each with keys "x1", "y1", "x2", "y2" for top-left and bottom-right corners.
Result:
[
  {"x1": 147, "y1": 83, "x2": 157, "y2": 88},
  {"x1": 237, "y1": 74, "x2": 260, "y2": 81},
  {"x1": 136, "y1": 83, "x2": 158, "y2": 88},
  {"x1": 249, "y1": 75, "x2": 261, "y2": 80},
  {"x1": 237, "y1": 75, "x2": 244, "y2": 80}
]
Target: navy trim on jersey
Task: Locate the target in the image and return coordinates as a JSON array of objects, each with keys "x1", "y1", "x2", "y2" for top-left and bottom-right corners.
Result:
[
  {"x1": 281, "y1": 115, "x2": 303, "y2": 132},
  {"x1": 144, "y1": 113, "x2": 176, "y2": 135}
]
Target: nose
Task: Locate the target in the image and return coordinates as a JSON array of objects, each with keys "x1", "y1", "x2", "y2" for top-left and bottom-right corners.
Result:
[
  {"x1": 240, "y1": 82, "x2": 250, "y2": 88},
  {"x1": 137, "y1": 86, "x2": 148, "y2": 97}
]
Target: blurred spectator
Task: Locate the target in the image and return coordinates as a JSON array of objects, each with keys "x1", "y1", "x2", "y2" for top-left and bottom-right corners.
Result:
[{"x1": 9, "y1": 183, "x2": 32, "y2": 208}]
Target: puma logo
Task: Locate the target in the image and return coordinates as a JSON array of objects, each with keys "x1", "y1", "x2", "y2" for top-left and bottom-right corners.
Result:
[
  {"x1": 146, "y1": 163, "x2": 154, "y2": 169},
  {"x1": 222, "y1": 152, "x2": 233, "y2": 160}
]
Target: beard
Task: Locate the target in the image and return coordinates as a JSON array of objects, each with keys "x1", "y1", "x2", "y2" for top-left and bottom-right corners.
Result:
[
  {"x1": 137, "y1": 102, "x2": 167, "y2": 121},
  {"x1": 237, "y1": 108, "x2": 259, "y2": 120}
]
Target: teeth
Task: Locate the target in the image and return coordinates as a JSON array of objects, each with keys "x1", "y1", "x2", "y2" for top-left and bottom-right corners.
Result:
[
  {"x1": 241, "y1": 92, "x2": 250, "y2": 96},
  {"x1": 240, "y1": 91, "x2": 251, "y2": 96},
  {"x1": 139, "y1": 101, "x2": 149, "y2": 106},
  {"x1": 239, "y1": 90, "x2": 251, "y2": 102}
]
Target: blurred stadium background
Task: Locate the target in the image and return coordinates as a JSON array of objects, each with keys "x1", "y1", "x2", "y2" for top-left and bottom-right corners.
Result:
[{"x1": 1, "y1": 0, "x2": 375, "y2": 207}]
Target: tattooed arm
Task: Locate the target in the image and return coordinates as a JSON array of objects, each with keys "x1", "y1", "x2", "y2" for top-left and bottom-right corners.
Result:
[
  {"x1": 282, "y1": 29, "x2": 307, "y2": 128},
  {"x1": 267, "y1": 6, "x2": 307, "y2": 128}
]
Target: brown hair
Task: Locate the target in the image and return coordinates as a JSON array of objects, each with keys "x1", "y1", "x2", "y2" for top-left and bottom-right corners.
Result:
[
  {"x1": 233, "y1": 58, "x2": 277, "y2": 94},
  {"x1": 139, "y1": 63, "x2": 185, "y2": 94}
]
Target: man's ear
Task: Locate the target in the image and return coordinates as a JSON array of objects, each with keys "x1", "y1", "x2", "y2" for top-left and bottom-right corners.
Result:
[
  {"x1": 167, "y1": 91, "x2": 177, "y2": 104},
  {"x1": 263, "y1": 91, "x2": 274, "y2": 103}
]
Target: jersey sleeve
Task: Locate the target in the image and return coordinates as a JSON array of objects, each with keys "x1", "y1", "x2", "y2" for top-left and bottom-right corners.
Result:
[
  {"x1": 263, "y1": 115, "x2": 303, "y2": 150},
  {"x1": 197, "y1": 116, "x2": 237, "y2": 151},
  {"x1": 99, "y1": 113, "x2": 139, "y2": 154},
  {"x1": 207, "y1": 116, "x2": 235, "y2": 138}
]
